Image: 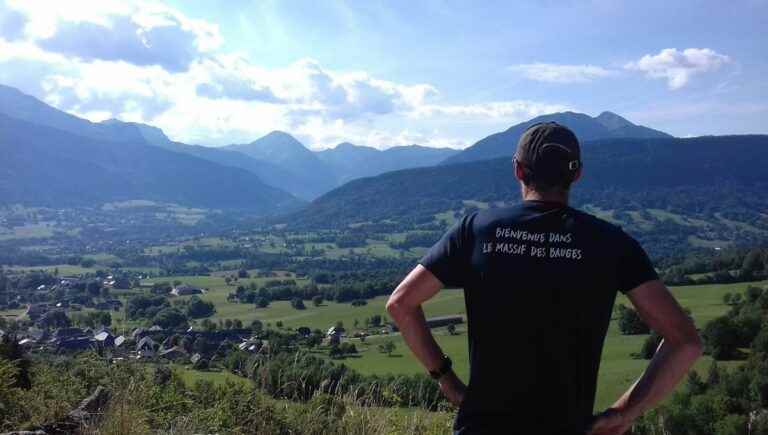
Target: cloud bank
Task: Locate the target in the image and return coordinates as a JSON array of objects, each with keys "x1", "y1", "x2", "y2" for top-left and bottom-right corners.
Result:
[
  {"x1": 0, "y1": 0, "x2": 570, "y2": 149},
  {"x1": 625, "y1": 48, "x2": 730, "y2": 90}
]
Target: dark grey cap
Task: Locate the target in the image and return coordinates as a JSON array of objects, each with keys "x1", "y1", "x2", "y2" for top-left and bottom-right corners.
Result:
[{"x1": 515, "y1": 122, "x2": 581, "y2": 178}]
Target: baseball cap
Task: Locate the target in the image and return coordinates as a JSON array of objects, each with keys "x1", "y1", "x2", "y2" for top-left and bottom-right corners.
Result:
[{"x1": 514, "y1": 122, "x2": 581, "y2": 182}]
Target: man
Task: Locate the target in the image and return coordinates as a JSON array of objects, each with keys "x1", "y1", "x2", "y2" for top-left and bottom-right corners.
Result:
[{"x1": 386, "y1": 122, "x2": 702, "y2": 435}]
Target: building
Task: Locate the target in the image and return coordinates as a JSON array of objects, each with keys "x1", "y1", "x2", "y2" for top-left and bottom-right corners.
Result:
[
  {"x1": 25, "y1": 303, "x2": 51, "y2": 321},
  {"x1": 425, "y1": 315, "x2": 464, "y2": 328},
  {"x1": 94, "y1": 331, "x2": 115, "y2": 347},
  {"x1": 425, "y1": 315, "x2": 464, "y2": 329},
  {"x1": 171, "y1": 284, "x2": 203, "y2": 296},
  {"x1": 159, "y1": 346, "x2": 186, "y2": 360}
]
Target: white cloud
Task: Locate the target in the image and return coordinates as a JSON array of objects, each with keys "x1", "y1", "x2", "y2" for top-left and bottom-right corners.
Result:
[
  {"x1": 414, "y1": 101, "x2": 570, "y2": 119},
  {"x1": 0, "y1": 0, "x2": 571, "y2": 150},
  {"x1": 508, "y1": 63, "x2": 617, "y2": 83},
  {"x1": 625, "y1": 48, "x2": 730, "y2": 90}
]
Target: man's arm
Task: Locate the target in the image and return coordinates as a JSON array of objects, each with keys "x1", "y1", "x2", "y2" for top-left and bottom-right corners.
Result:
[
  {"x1": 589, "y1": 279, "x2": 703, "y2": 435},
  {"x1": 386, "y1": 264, "x2": 466, "y2": 405}
]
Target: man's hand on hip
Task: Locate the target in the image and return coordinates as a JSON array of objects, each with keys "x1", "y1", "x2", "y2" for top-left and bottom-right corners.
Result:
[
  {"x1": 438, "y1": 371, "x2": 467, "y2": 407},
  {"x1": 587, "y1": 408, "x2": 632, "y2": 435}
]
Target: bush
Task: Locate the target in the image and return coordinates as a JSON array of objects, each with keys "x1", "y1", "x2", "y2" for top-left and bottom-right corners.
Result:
[
  {"x1": 617, "y1": 305, "x2": 650, "y2": 335},
  {"x1": 639, "y1": 332, "x2": 663, "y2": 359},
  {"x1": 702, "y1": 316, "x2": 741, "y2": 360},
  {"x1": 291, "y1": 298, "x2": 306, "y2": 310}
]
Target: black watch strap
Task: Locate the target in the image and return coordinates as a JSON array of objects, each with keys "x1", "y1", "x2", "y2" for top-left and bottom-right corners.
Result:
[{"x1": 429, "y1": 355, "x2": 453, "y2": 380}]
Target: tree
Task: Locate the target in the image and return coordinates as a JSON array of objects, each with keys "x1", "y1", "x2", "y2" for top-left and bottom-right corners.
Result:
[
  {"x1": 250, "y1": 319, "x2": 263, "y2": 335},
  {"x1": 39, "y1": 310, "x2": 71, "y2": 330},
  {"x1": 0, "y1": 335, "x2": 31, "y2": 389},
  {"x1": 370, "y1": 315, "x2": 382, "y2": 327},
  {"x1": 746, "y1": 286, "x2": 764, "y2": 304},
  {"x1": 447, "y1": 324, "x2": 457, "y2": 335},
  {"x1": 276, "y1": 321, "x2": 284, "y2": 328},
  {"x1": 312, "y1": 295, "x2": 323, "y2": 307},
  {"x1": 702, "y1": 316, "x2": 741, "y2": 360},
  {"x1": 378, "y1": 341, "x2": 395, "y2": 356},
  {"x1": 153, "y1": 308, "x2": 188, "y2": 330},
  {"x1": 329, "y1": 344, "x2": 343, "y2": 359},
  {"x1": 255, "y1": 297, "x2": 270, "y2": 308},
  {"x1": 238, "y1": 269, "x2": 249, "y2": 279},
  {"x1": 186, "y1": 296, "x2": 215, "y2": 318},
  {"x1": 291, "y1": 298, "x2": 306, "y2": 310},
  {"x1": 722, "y1": 293, "x2": 733, "y2": 305},
  {"x1": 193, "y1": 357, "x2": 209, "y2": 370},
  {"x1": 617, "y1": 305, "x2": 650, "y2": 335},
  {"x1": 707, "y1": 361, "x2": 722, "y2": 386},
  {"x1": 731, "y1": 293, "x2": 743, "y2": 305}
]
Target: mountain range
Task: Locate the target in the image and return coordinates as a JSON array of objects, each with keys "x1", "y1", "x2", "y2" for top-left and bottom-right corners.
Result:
[
  {"x1": 0, "y1": 84, "x2": 460, "y2": 202},
  {"x1": 441, "y1": 111, "x2": 671, "y2": 165},
  {"x1": 4, "y1": 81, "x2": 767, "y2": 254},
  {"x1": 290, "y1": 134, "x2": 768, "y2": 256}
]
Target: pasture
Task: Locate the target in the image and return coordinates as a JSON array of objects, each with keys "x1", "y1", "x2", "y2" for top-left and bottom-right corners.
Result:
[{"x1": 174, "y1": 278, "x2": 761, "y2": 411}]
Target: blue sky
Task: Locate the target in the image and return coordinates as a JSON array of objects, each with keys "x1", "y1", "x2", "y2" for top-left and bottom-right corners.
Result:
[{"x1": 0, "y1": 0, "x2": 765, "y2": 149}]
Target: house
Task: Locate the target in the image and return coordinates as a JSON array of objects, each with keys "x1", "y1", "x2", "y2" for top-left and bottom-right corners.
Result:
[
  {"x1": 171, "y1": 284, "x2": 203, "y2": 296},
  {"x1": 54, "y1": 327, "x2": 85, "y2": 340},
  {"x1": 131, "y1": 327, "x2": 148, "y2": 340},
  {"x1": 136, "y1": 336, "x2": 157, "y2": 353},
  {"x1": 238, "y1": 340, "x2": 262, "y2": 353},
  {"x1": 94, "y1": 331, "x2": 115, "y2": 347},
  {"x1": 56, "y1": 337, "x2": 92, "y2": 351},
  {"x1": 18, "y1": 338, "x2": 36, "y2": 347},
  {"x1": 59, "y1": 277, "x2": 81, "y2": 287},
  {"x1": 190, "y1": 353, "x2": 203, "y2": 364},
  {"x1": 25, "y1": 303, "x2": 51, "y2": 321},
  {"x1": 159, "y1": 346, "x2": 186, "y2": 360},
  {"x1": 425, "y1": 315, "x2": 464, "y2": 329},
  {"x1": 95, "y1": 299, "x2": 123, "y2": 311},
  {"x1": 114, "y1": 336, "x2": 127, "y2": 348},
  {"x1": 326, "y1": 326, "x2": 344, "y2": 346}
]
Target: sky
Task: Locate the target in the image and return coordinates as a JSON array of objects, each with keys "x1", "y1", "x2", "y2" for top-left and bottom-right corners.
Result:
[{"x1": 0, "y1": 0, "x2": 765, "y2": 150}]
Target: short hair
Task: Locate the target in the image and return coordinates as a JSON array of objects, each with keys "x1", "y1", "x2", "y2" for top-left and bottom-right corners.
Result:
[{"x1": 515, "y1": 158, "x2": 578, "y2": 194}]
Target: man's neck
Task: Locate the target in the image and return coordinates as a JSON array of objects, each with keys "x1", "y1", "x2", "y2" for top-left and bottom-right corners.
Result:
[{"x1": 522, "y1": 187, "x2": 569, "y2": 206}]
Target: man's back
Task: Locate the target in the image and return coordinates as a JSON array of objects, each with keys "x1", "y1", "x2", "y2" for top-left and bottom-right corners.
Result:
[{"x1": 419, "y1": 200, "x2": 658, "y2": 433}]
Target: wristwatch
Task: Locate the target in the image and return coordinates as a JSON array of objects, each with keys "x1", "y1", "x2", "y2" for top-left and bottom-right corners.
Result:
[{"x1": 429, "y1": 354, "x2": 453, "y2": 380}]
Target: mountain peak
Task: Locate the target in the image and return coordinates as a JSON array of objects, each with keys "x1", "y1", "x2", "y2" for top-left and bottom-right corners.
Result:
[
  {"x1": 252, "y1": 131, "x2": 307, "y2": 150},
  {"x1": 442, "y1": 110, "x2": 673, "y2": 165},
  {"x1": 595, "y1": 111, "x2": 633, "y2": 129}
]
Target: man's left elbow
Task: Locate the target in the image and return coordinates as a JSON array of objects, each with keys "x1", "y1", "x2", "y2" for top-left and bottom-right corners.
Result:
[{"x1": 385, "y1": 297, "x2": 400, "y2": 317}]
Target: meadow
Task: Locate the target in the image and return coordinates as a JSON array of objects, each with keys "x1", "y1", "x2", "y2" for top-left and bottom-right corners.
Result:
[{"x1": 133, "y1": 273, "x2": 762, "y2": 411}]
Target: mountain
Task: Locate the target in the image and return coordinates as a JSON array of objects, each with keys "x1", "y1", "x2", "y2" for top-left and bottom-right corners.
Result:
[
  {"x1": 0, "y1": 90, "x2": 300, "y2": 212},
  {"x1": 316, "y1": 142, "x2": 459, "y2": 184},
  {"x1": 226, "y1": 132, "x2": 338, "y2": 199},
  {"x1": 289, "y1": 135, "x2": 768, "y2": 257},
  {"x1": 441, "y1": 111, "x2": 672, "y2": 165}
]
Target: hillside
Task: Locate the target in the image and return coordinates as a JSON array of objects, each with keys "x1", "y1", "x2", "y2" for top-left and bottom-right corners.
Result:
[
  {"x1": 226, "y1": 131, "x2": 339, "y2": 199},
  {"x1": 316, "y1": 142, "x2": 459, "y2": 184},
  {"x1": 442, "y1": 111, "x2": 671, "y2": 165},
  {"x1": 0, "y1": 114, "x2": 300, "y2": 212},
  {"x1": 289, "y1": 135, "x2": 768, "y2": 257}
]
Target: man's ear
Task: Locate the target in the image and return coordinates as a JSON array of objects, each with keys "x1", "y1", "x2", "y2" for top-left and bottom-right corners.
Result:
[
  {"x1": 572, "y1": 168, "x2": 582, "y2": 183},
  {"x1": 514, "y1": 160, "x2": 525, "y2": 181}
]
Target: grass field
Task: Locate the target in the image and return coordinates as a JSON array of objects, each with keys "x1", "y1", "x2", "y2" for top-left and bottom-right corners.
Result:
[{"x1": 178, "y1": 279, "x2": 763, "y2": 411}]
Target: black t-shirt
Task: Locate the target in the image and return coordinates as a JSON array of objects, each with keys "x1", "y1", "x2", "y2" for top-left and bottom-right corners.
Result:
[{"x1": 419, "y1": 200, "x2": 658, "y2": 435}]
